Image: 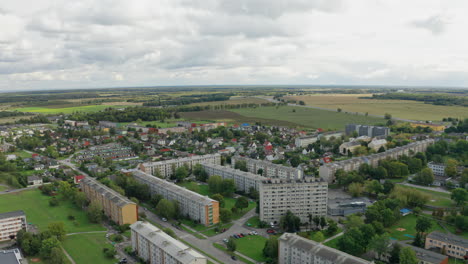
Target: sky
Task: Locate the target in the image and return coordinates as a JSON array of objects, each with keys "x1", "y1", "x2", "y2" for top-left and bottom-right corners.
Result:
[{"x1": 0, "y1": 0, "x2": 467, "y2": 91}]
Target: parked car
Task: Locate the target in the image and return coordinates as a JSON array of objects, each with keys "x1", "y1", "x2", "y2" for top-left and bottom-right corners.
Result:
[
  {"x1": 223, "y1": 238, "x2": 229, "y2": 243},
  {"x1": 267, "y1": 229, "x2": 276, "y2": 234},
  {"x1": 161, "y1": 218, "x2": 167, "y2": 222},
  {"x1": 252, "y1": 231, "x2": 258, "y2": 235},
  {"x1": 231, "y1": 256, "x2": 237, "y2": 261}
]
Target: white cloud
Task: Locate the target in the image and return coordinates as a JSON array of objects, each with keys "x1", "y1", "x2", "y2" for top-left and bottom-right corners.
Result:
[{"x1": 0, "y1": 0, "x2": 467, "y2": 90}]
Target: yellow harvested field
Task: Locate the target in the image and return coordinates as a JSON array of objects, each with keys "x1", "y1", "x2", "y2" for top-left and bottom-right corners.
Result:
[{"x1": 287, "y1": 94, "x2": 468, "y2": 121}]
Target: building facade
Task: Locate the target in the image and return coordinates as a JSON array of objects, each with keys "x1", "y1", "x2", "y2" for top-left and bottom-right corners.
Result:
[
  {"x1": 139, "y1": 154, "x2": 221, "y2": 178},
  {"x1": 201, "y1": 164, "x2": 264, "y2": 193},
  {"x1": 279, "y1": 233, "x2": 372, "y2": 264},
  {"x1": 319, "y1": 139, "x2": 434, "y2": 183},
  {"x1": 259, "y1": 178, "x2": 328, "y2": 224},
  {"x1": 428, "y1": 162, "x2": 446, "y2": 177},
  {"x1": 132, "y1": 171, "x2": 219, "y2": 226},
  {"x1": 346, "y1": 124, "x2": 390, "y2": 138},
  {"x1": 0, "y1": 211, "x2": 27, "y2": 242},
  {"x1": 231, "y1": 156, "x2": 303, "y2": 180},
  {"x1": 130, "y1": 221, "x2": 206, "y2": 264},
  {"x1": 425, "y1": 231, "x2": 468, "y2": 260},
  {"x1": 80, "y1": 177, "x2": 138, "y2": 225},
  {"x1": 294, "y1": 136, "x2": 318, "y2": 148}
]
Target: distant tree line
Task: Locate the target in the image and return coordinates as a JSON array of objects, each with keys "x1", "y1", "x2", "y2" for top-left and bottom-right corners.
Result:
[
  {"x1": 143, "y1": 93, "x2": 234, "y2": 106},
  {"x1": 365, "y1": 93, "x2": 468, "y2": 107}
]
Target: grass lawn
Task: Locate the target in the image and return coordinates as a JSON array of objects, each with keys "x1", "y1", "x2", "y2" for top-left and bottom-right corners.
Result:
[
  {"x1": 14, "y1": 105, "x2": 122, "y2": 114},
  {"x1": 62, "y1": 233, "x2": 115, "y2": 264},
  {"x1": 201, "y1": 223, "x2": 234, "y2": 237},
  {"x1": 324, "y1": 236, "x2": 340, "y2": 249},
  {"x1": 387, "y1": 214, "x2": 447, "y2": 241},
  {"x1": 0, "y1": 185, "x2": 8, "y2": 191},
  {"x1": 286, "y1": 94, "x2": 468, "y2": 121},
  {"x1": 212, "y1": 243, "x2": 255, "y2": 264},
  {"x1": 231, "y1": 105, "x2": 385, "y2": 130},
  {"x1": 19, "y1": 170, "x2": 42, "y2": 177},
  {"x1": 0, "y1": 189, "x2": 105, "y2": 233},
  {"x1": 245, "y1": 216, "x2": 262, "y2": 228},
  {"x1": 11, "y1": 150, "x2": 32, "y2": 159},
  {"x1": 236, "y1": 235, "x2": 269, "y2": 262},
  {"x1": 298, "y1": 228, "x2": 343, "y2": 242}
]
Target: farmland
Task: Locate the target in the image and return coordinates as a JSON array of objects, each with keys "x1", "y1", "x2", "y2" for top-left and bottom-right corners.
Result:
[
  {"x1": 231, "y1": 105, "x2": 385, "y2": 130},
  {"x1": 286, "y1": 94, "x2": 468, "y2": 121},
  {"x1": 188, "y1": 96, "x2": 269, "y2": 107},
  {"x1": 14, "y1": 105, "x2": 123, "y2": 114}
]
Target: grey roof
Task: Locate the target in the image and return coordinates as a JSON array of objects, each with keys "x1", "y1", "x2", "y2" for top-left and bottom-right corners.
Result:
[
  {"x1": 27, "y1": 176, "x2": 41, "y2": 181},
  {"x1": 130, "y1": 221, "x2": 206, "y2": 263},
  {"x1": 395, "y1": 242, "x2": 447, "y2": 263},
  {"x1": 427, "y1": 231, "x2": 468, "y2": 248},
  {"x1": 141, "y1": 154, "x2": 220, "y2": 167},
  {"x1": 81, "y1": 177, "x2": 136, "y2": 208},
  {"x1": 280, "y1": 233, "x2": 371, "y2": 264},
  {"x1": 0, "y1": 210, "x2": 25, "y2": 220},
  {"x1": 0, "y1": 249, "x2": 22, "y2": 264},
  {"x1": 201, "y1": 163, "x2": 265, "y2": 181}
]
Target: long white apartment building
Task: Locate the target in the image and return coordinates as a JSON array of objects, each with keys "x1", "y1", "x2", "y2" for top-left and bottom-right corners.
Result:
[
  {"x1": 231, "y1": 156, "x2": 303, "y2": 180},
  {"x1": 130, "y1": 221, "x2": 206, "y2": 264},
  {"x1": 319, "y1": 139, "x2": 434, "y2": 183},
  {"x1": 0, "y1": 211, "x2": 27, "y2": 242},
  {"x1": 132, "y1": 170, "x2": 219, "y2": 226},
  {"x1": 201, "y1": 163, "x2": 264, "y2": 193},
  {"x1": 259, "y1": 178, "x2": 328, "y2": 224},
  {"x1": 279, "y1": 233, "x2": 372, "y2": 264},
  {"x1": 139, "y1": 154, "x2": 221, "y2": 178}
]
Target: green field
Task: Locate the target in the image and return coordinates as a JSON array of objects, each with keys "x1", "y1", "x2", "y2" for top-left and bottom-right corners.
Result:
[
  {"x1": 62, "y1": 233, "x2": 115, "y2": 264},
  {"x1": 396, "y1": 184, "x2": 456, "y2": 208},
  {"x1": 235, "y1": 235, "x2": 269, "y2": 262},
  {"x1": 231, "y1": 105, "x2": 385, "y2": 130},
  {"x1": 0, "y1": 185, "x2": 8, "y2": 191},
  {"x1": 245, "y1": 216, "x2": 262, "y2": 228},
  {"x1": 0, "y1": 189, "x2": 105, "y2": 233},
  {"x1": 287, "y1": 94, "x2": 468, "y2": 121},
  {"x1": 14, "y1": 105, "x2": 120, "y2": 114},
  {"x1": 387, "y1": 214, "x2": 446, "y2": 241}
]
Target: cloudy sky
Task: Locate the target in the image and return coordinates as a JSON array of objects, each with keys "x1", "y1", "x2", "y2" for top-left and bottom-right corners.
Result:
[{"x1": 1, "y1": 0, "x2": 467, "y2": 91}]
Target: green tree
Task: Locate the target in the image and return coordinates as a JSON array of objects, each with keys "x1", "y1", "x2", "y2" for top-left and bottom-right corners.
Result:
[
  {"x1": 312, "y1": 231, "x2": 325, "y2": 242},
  {"x1": 156, "y1": 199, "x2": 175, "y2": 219},
  {"x1": 235, "y1": 196, "x2": 249, "y2": 212},
  {"x1": 365, "y1": 180, "x2": 383, "y2": 196},
  {"x1": 345, "y1": 214, "x2": 364, "y2": 230},
  {"x1": 40, "y1": 237, "x2": 61, "y2": 258},
  {"x1": 73, "y1": 191, "x2": 88, "y2": 208},
  {"x1": 408, "y1": 158, "x2": 422, "y2": 174},
  {"x1": 49, "y1": 247, "x2": 65, "y2": 264},
  {"x1": 348, "y1": 182, "x2": 364, "y2": 197},
  {"x1": 175, "y1": 166, "x2": 189, "y2": 181},
  {"x1": 162, "y1": 228, "x2": 176, "y2": 238},
  {"x1": 280, "y1": 211, "x2": 301, "y2": 232},
  {"x1": 445, "y1": 159, "x2": 458, "y2": 177},
  {"x1": 263, "y1": 237, "x2": 279, "y2": 262},
  {"x1": 413, "y1": 168, "x2": 434, "y2": 186},
  {"x1": 389, "y1": 243, "x2": 401, "y2": 264},
  {"x1": 369, "y1": 233, "x2": 391, "y2": 259},
  {"x1": 49, "y1": 197, "x2": 59, "y2": 207},
  {"x1": 234, "y1": 160, "x2": 247, "y2": 172},
  {"x1": 399, "y1": 247, "x2": 418, "y2": 264},
  {"x1": 208, "y1": 175, "x2": 223, "y2": 194},
  {"x1": 87, "y1": 200, "x2": 103, "y2": 223},
  {"x1": 220, "y1": 208, "x2": 232, "y2": 223},
  {"x1": 47, "y1": 222, "x2": 66, "y2": 241},
  {"x1": 221, "y1": 179, "x2": 236, "y2": 197},
  {"x1": 415, "y1": 217, "x2": 432, "y2": 233},
  {"x1": 451, "y1": 188, "x2": 468, "y2": 206},
  {"x1": 211, "y1": 193, "x2": 225, "y2": 208},
  {"x1": 227, "y1": 237, "x2": 237, "y2": 252}
]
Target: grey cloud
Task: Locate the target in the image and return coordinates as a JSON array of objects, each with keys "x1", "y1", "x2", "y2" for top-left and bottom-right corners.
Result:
[{"x1": 412, "y1": 15, "x2": 447, "y2": 35}]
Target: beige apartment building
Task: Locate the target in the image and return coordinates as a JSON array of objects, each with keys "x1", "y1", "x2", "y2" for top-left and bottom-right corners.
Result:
[
  {"x1": 201, "y1": 163, "x2": 264, "y2": 193},
  {"x1": 130, "y1": 221, "x2": 206, "y2": 264},
  {"x1": 80, "y1": 177, "x2": 138, "y2": 225},
  {"x1": 425, "y1": 231, "x2": 468, "y2": 260},
  {"x1": 259, "y1": 178, "x2": 328, "y2": 224},
  {"x1": 0, "y1": 211, "x2": 27, "y2": 241},
  {"x1": 231, "y1": 156, "x2": 303, "y2": 180},
  {"x1": 319, "y1": 139, "x2": 434, "y2": 183},
  {"x1": 139, "y1": 154, "x2": 221, "y2": 178},
  {"x1": 132, "y1": 170, "x2": 219, "y2": 226},
  {"x1": 279, "y1": 233, "x2": 372, "y2": 264}
]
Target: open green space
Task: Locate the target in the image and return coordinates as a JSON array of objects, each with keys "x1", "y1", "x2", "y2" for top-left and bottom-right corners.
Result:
[
  {"x1": 212, "y1": 243, "x2": 255, "y2": 264},
  {"x1": 62, "y1": 233, "x2": 115, "y2": 264},
  {"x1": 298, "y1": 227, "x2": 343, "y2": 242},
  {"x1": 14, "y1": 105, "x2": 122, "y2": 114},
  {"x1": 0, "y1": 189, "x2": 105, "y2": 233},
  {"x1": 235, "y1": 235, "x2": 269, "y2": 262},
  {"x1": 11, "y1": 150, "x2": 32, "y2": 159},
  {"x1": 245, "y1": 216, "x2": 262, "y2": 228},
  {"x1": 396, "y1": 184, "x2": 456, "y2": 208},
  {"x1": 0, "y1": 185, "x2": 8, "y2": 191},
  {"x1": 231, "y1": 105, "x2": 385, "y2": 130},
  {"x1": 201, "y1": 223, "x2": 234, "y2": 237},
  {"x1": 387, "y1": 214, "x2": 449, "y2": 241}
]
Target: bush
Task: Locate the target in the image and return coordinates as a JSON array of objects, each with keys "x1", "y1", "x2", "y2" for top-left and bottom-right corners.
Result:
[
  {"x1": 103, "y1": 247, "x2": 116, "y2": 258},
  {"x1": 111, "y1": 234, "x2": 124, "y2": 243},
  {"x1": 49, "y1": 198, "x2": 59, "y2": 207},
  {"x1": 68, "y1": 215, "x2": 75, "y2": 221}
]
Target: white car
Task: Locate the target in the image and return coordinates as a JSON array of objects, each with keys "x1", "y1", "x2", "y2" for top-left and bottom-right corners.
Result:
[
  {"x1": 162, "y1": 218, "x2": 167, "y2": 222},
  {"x1": 252, "y1": 231, "x2": 258, "y2": 235}
]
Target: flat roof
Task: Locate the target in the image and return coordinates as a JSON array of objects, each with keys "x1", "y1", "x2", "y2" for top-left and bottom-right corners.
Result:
[
  {"x1": 427, "y1": 231, "x2": 468, "y2": 248},
  {"x1": 0, "y1": 210, "x2": 25, "y2": 220},
  {"x1": 81, "y1": 177, "x2": 136, "y2": 207},
  {"x1": 141, "y1": 153, "x2": 220, "y2": 167},
  {"x1": 0, "y1": 249, "x2": 22, "y2": 264}
]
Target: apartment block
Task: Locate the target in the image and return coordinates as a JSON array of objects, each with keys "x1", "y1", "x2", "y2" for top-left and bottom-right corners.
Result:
[
  {"x1": 130, "y1": 221, "x2": 206, "y2": 264},
  {"x1": 425, "y1": 231, "x2": 468, "y2": 260},
  {"x1": 231, "y1": 156, "x2": 303, "y2": 180},
  {"x1": 201, "y1": 163, "x2": 264, "y2": 193},
  {"x1": 0, "y1": 211, "x2": 27, "y2": 242},
  {"x1": 294, "y1": 136, "x2": 318, "y2": 148},
  {"x1": 319, "y1": 139, "x2": 434, "y2": 183},
  {"x1": 80, "y1": 177, "x2": 138, "y2": 225},
  {"x1": 139, "y1": 154, "x2": 221, "y2": 178},
  {"x1": 279, "y1": 233, "x2": 372, "y2": 264},
  {"x1": 259, "y1": 178, "x2": 328, "y2": 224},
  {"x1": 132, "y1": 170, "x2": 219, "y2": 226},
  {"x1": 428, "y1": 161, "x2": 446, "y2": 177},
  {"x1": 345, "y1": 124, "x2": 390, "y2": 138}
]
